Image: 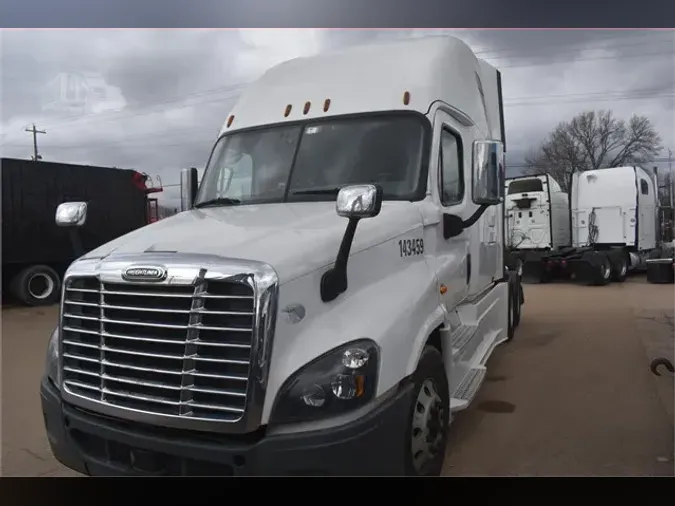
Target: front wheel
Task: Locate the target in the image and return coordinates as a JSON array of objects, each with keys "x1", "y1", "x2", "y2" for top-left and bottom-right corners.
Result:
[
  {"x1": 512, "y1": 280, "x2": 522, "y2": 328},
  {"x1": 506, "y1": 273, "x2": 517, "y2": 340},
  {"x1": 405, "y1": 346, "x2": 450, "y2": 476}
]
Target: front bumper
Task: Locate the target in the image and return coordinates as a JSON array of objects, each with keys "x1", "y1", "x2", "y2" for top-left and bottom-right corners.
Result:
[{"x1": 41, "y1": 376, "x2": 414, "y2": 476}]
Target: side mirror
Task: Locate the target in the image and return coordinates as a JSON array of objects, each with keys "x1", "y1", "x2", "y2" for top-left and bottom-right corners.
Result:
[
  {"x1": 443, "y1": 213, "x2": 465, "y2": 239},
  {"x1": 336, "y1": 184, "x2": 383, "y2": 219},
  {"x1": 55, "y1": 202, "x2": 88, "y2": 227},
  {"x1": 321, "y1": 184, "x2": 383, "y2": 303},
  {"x1": 180, "y1": 167, "x2": 199, "y2": 211},
  {"x1": 472, "y1": 140, "x2": 505, "y2": 205}
]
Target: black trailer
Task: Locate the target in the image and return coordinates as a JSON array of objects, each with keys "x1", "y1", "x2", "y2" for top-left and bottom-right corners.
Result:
[{"x1": 2, "y1": 157, "x2": 157, "y2": 306}]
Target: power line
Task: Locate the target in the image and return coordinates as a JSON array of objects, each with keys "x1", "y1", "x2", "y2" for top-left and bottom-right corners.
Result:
[
  {"x1": 2, "y1": 46, "x2": 672, "y2": 153},
  {"x1": 474, "y1": 33, "x2": 674, "y2": 60},
  {"x1": 5, "y1": 43, "x2": 673, "y2": 136},
  {"x1": 7, "y1": 87, "x2": 668, "y2": 152},
  {"x1": 506, "y1": 86, "x2": 671, "y2": 102},
  {"x1": 4, "y1": 93, "x2": 671, "y2": 154},
  {"x1": 498, "y1": 50, "x2": 674, "y2": 68},
  {"x1": 506, "y1": 92, "x2": 673, "y2": 107}
]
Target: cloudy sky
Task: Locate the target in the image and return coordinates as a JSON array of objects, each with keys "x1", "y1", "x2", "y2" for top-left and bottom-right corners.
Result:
[{"x1": 1, "y1": 29, "x2": 673, "y2": 207}]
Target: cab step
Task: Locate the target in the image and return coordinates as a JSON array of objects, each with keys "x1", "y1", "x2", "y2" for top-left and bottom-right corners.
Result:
[
  {"x1": 450, "y1": 323, "x2": 479, "y2": 359},
  {"x1": 450, "y1": 366, "x2": 486, "y2": 412}
]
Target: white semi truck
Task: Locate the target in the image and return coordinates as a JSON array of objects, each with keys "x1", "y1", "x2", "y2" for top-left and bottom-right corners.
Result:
[
  {"x1": 506, "y1": 166, "x2": 662, "y2": 285},
  {"x1": 41, "y1": 36, "x2": 523, "y2": 476},
  {"x1": 505, "y1": 174, "x2": 571, "y2": 252}
]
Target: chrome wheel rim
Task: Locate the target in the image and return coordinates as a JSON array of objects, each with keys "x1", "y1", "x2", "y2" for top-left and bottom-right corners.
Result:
[
  {"x1": 28, "y1": 273, "x2": 55, "y2": 300},
  {"x1": 411, "y1": 378, "x2": 445, "y2": 474},
  {"x1": 602, "y1": 261, "x2": 611, "y2": 280}
]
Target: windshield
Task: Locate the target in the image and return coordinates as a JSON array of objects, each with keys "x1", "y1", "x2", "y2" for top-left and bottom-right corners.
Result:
[
  {"x1": 195, "y1": 114, "x2": 428, "y2": 207},
  {"x1": 507, "y1": 178, "x2": 544, "y2": 195}
]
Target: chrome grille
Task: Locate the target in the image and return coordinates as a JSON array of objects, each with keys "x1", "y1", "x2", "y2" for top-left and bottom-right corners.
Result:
[{"x1": 60, "y1": 276, "x2": 255, "y2": 422}]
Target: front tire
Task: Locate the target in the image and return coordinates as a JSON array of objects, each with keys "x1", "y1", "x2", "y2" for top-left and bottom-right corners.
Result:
[
  {"x1": 9, "y1": 265, "x2": 61, "y2": 306},
  {"x1": 405, "y1": 346, "x2": 450, "y2": 476},
  {"x1": 512, "y1": 280, "x2": 522, "y2": 328},
  {"x1": 507, "y1": 273, "x2": 517, "y2": 339}
]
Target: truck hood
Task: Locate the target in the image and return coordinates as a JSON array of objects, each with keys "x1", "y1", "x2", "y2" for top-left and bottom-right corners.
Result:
[{"x1": 81, "y1": 201, "x2": 423, "y2": 283}]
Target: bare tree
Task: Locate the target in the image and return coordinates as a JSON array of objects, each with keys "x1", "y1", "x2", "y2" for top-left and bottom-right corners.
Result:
[{"x1": 523, "y1": 110, "x2": 662, "y2": 191}]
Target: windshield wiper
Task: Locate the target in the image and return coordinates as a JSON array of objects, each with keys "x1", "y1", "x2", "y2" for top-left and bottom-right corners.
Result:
[
  {"x1": 292, "y1": 188, "x2": 342, "y2": 196},
  {"x1": 194, "y1": 197, "x2": 242, "y2": 208}
]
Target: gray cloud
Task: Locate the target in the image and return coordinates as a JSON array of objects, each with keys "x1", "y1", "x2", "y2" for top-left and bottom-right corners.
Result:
[{"x1": 2, "y1": 29, "x2": 673, "y2": 208}]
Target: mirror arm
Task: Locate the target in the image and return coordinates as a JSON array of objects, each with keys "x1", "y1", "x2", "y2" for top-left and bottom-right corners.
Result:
[
  {"x1": 320, "y1": 217, "x2": 360, "y2": 303},
  {"x1": 442, "y1": 203, "x2": 492, "y2": 240},
  {"x1": 67, "y1": 228, "x2": 85, "y2": 258},
  {"x1": 462, "y1": 203, "x2": 490, "y2": 228}
]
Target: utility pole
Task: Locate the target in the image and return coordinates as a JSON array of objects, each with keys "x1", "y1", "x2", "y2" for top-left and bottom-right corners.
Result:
[
  {"x1": 669, "y1": 148, "x2": 673, "y2": 212},
  {"x1": 25, "y1": 124, "x2": 46, "y2": 161}
]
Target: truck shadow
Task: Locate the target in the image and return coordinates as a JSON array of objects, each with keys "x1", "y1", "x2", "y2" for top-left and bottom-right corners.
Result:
[{"x1": 476, "y1": 400, "x2": 516, "y2": 413}]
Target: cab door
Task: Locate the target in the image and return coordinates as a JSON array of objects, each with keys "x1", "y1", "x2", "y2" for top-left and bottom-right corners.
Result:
[{"x1": 431, "y1": 109, "x2": 472, "y2": 310}]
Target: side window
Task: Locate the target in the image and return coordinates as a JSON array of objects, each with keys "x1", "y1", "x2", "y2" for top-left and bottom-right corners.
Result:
[
  {"x1": 640, "y1": 179, "x2": 649, "y2": 195},
  {"x1": 439, "y1": 128, "x2": 464, "y2": 206}
]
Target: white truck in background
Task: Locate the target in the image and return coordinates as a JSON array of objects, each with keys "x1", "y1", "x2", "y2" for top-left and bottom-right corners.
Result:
[
  {"x1": 506, "y1": 165, "x2": 662, "y2": 285},
  {"x1": 41, "y1": 35, "x2": 523, "y2": 477},
  {"x1": 505, "y1": 174, "x2": 570, "y2": 252}
]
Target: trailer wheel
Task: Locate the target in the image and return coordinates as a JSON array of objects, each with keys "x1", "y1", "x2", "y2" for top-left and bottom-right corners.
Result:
[
  {"x1": 405, "y1": 346, "x2": 450, "y2": 476},
  {"x1": 610, "y1": 251, "x2": 628, "y2": 283},
  {"x1": 9, "y1": 265, "x2": 61, "y2": 306},
  {"x1": 591, "y1": 254, "x2": 612, "y2": 286}
]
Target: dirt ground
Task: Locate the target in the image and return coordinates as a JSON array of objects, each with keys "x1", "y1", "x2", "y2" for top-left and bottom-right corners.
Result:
[{"x1": 1, "y1": 275, "x2": 673, "y2": 476}]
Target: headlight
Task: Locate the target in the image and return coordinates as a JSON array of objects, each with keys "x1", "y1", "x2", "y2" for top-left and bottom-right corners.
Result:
[
  {"x1": 45, "y1": 327, "x2": 60, "y2": 388},
  {"x1": 270, "y1": 339, "x2": 379, "y2": 425}
]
